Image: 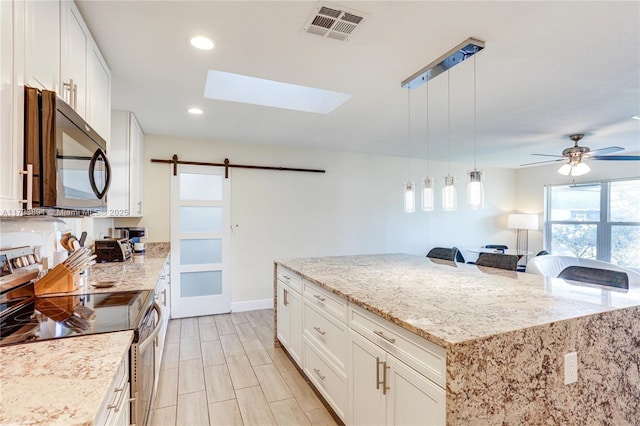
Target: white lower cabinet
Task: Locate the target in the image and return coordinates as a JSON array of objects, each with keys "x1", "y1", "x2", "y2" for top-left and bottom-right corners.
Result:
[
  {"x1": 95, "y1": 351, "x2": 130, "y2": 426},
  {"x1": 276, "y1": 279, "x2": 303, "y2": 366},
  {"x1": 275, "y1": 264, "x2": 447, "y2": 425},
  {"x1": 348, "y1": 331, "x2": 445, "y2": 425},
  {"x1": 153, "y1": 257, "x2": 171, "y2": 399},
  {"x1": 303, "y1": 337, "x2": 347, "y2": 421}
]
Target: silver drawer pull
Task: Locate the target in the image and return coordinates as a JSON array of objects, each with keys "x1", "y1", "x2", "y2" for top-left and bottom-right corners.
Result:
[
  {"x1": 373, "y1": 330, "x2": 396, "y2": 344},
  {"x1": 283, "y1": 275, "x2": 290, "y2": 280},
  {"x1": 313, "y1": 368, "x2": 326, "y2": 380},
  {"x1": 313, "y1": 294, "x2": 326, "y2": 302},
  {"x1": 313, "y1": 326, "x2": 326, "y2": 336}
]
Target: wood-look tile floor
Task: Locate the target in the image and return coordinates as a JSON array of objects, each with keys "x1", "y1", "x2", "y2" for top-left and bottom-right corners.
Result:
[{"x1": 150, "y1": 309, "x2": 339, "y2": 426}]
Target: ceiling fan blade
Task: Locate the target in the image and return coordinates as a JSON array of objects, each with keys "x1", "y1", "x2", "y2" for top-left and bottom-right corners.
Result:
[
  {"x1": 531, "y1": 153, "x2": 565, "y2": 158},
  {"x1": 520, "y1": 158, "x2": 565, "y2": 166},
  {"x1": 587, "y1": 146, "x2": 624, "y2": 155},
  {"x1": 590, "y1": 155, "x2": 640, "y2": 161}
]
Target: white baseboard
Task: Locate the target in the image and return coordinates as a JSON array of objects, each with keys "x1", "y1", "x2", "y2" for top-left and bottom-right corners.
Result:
[{"x1": 231, "y1": 298, "x2": 274, "y2": 312}]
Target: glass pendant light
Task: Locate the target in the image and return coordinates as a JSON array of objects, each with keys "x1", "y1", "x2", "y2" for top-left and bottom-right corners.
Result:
[
  {"x1": 442, "y1": 70, "x2": 457, "y2": 211},
  {"x1": 404, "y1": 88, "x2": 415, "y2": 213},
  {"x1": 422, "y1": 84, "x2": 434, "y2": 211},
  {"x1": 467, "y1": 55, "x2": 484, "y2": 209}
]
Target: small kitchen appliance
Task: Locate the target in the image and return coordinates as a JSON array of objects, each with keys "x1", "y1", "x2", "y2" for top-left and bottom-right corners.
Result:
[
  {"x1": 116, "y1": 227, "x2": 146, "y2": 253},
  {"x1": 94, "y1": 238, "x2": 132, "y2": 262}
]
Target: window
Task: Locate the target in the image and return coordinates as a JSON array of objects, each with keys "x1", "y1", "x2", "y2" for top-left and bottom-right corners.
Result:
[{"x1": 545, "y1": 178, "x2": 640, "y2": 268}]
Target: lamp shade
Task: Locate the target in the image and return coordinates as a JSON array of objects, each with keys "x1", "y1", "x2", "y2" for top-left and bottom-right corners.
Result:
[{"x1": 507, "y1": 213, "x2": 538, "y2": 230}]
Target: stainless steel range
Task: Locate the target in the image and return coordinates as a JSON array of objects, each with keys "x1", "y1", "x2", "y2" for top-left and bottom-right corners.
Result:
[{"x1": 0, "y1": 246, "x2": 162, "y2": 426}]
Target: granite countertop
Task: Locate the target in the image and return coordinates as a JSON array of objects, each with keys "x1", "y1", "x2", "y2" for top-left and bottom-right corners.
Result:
[
  {"x1": 275, "y1": 253, "x2": 640, "y2": 348},
  {"x1": 71, "y1": 243, "x2": 170, "y2": 295},
  {"x1": 0, "y1": 331, "x2": 133, "y2": 425}
]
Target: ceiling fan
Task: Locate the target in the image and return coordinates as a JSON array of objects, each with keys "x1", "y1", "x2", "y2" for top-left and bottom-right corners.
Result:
[{"x1": 522, "y1": 133, "x2": 640, "y2": 176}]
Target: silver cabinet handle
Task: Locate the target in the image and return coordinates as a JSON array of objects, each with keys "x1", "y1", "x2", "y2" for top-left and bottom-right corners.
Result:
[
  {"x1": 383, "y1": 361, "x2": 390, "y2": 395},
  {"x1": 162, "y1": 289, "x2": 167, "y2": 307},
  {"x1": 283, "y1": 288, "x2": 288, "y2": 306},
  {"x1": 373, "y1": 330, "x2": 396, "y2": 344},
  {"x1": 313, "y1": 294, "x2": 326, "y2": 302},
  {"x1": 376, "y1": 357, "x2": 384, "y2": 390},
  {"x1": 313, "y1": 326, "x2": 326, "y2": 336},
  {"x1": 107, "y1": 384, "x2": 127, "y2": 412},
  {"x1": 282, "y1": 274, "x2": 290, "y2": 280},
  {"x1": 72, "y1": 82, "x2": 77, "y2": 109},
  {"x1": 19, "y1": 164, "x2": 33, "y2": 209},
  {"x1": 313, "y1": 368, "x2": 326, "y2": 381}
]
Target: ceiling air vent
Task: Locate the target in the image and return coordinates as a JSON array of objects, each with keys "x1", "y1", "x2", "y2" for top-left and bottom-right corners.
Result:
[{"x1": 303, "y1": 2, "x2": 368, "y2": 42}]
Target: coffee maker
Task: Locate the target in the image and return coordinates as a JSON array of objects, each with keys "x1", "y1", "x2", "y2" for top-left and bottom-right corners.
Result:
[{"x1": 115, "y1": 227, "x2": 146, "y2": 253}]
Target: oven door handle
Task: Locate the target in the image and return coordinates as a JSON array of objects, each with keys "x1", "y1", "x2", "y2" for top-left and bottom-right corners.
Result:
[{"x1": 138, "y1": 302, "x2": 162, "y2": 353}]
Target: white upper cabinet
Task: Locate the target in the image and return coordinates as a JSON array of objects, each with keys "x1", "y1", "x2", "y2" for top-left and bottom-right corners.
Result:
[
  {"x1": 24, "y1": 0, "x2": 60, "y2": 92},
  {"x1": 109, "y1": 110, "x2": 144, "y2": 217},
  {"x1": 1, "y1": 0, "x2": 23, "y2": 212},
  {"x1": 86, "y1": 45, "x2": 111, "y2": 141},
  {"x1": 60, "y1": 0, "x2": 111, "y2": 140},
  {"x1": 60, "y1": 1, "x2": 86, "y2": 117}
]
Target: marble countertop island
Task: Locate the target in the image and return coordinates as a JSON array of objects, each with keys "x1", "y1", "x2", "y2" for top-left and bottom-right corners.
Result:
[
  {"x1": 0, "y1": 331, "x2": 133, "y2": 425},
  {"x1": 276, "y1": 253, "x2": 640, "y2": 424}
]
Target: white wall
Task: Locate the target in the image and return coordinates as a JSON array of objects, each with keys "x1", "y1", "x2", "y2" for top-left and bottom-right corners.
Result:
[
  {"x1": 118, "y1": 134, "x2": 516, "y2": 305},
  {"x1": 515, "y1": 161, "x2": 640, "y2": 256}
]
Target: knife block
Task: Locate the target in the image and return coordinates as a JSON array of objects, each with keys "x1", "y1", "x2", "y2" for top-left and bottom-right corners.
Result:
[{"x1": 35, "y1": 263, "x2": 76, "y2": 295}]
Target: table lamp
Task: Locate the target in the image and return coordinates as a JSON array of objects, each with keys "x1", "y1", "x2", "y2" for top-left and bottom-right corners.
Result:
[{"x1": 507, "y1": 213, "x2": 539, "y2": 265}]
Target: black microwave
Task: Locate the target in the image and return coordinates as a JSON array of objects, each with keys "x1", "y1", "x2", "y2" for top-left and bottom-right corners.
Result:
[{"x1": 24, "y1": 86, "x2": 111, "y2": 213}]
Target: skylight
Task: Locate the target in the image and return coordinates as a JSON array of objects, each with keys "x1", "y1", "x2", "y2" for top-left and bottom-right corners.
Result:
[{"x1": 203, "y1": 70, "x2": 351, "y2": 114}]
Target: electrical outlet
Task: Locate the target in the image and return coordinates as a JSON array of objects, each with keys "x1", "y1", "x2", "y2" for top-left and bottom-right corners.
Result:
[{"x1": 564, "y1": 352, "x2": 578, "y2": 385}]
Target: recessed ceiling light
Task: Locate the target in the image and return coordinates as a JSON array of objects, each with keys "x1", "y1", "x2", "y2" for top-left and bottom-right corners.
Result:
[
  {"x1": 190, "y1": 36, "x2": 214, "y2": 50},
  {"x1": 188, "y1": 108, "x2": 203, "y2": 115},
  {"x1": 203, "y1": 70, "x2": 351, "y2": 114}
]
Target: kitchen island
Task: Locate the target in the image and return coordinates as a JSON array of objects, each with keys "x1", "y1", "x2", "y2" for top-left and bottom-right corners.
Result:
[{"x1": 274, "y1": 254, "x2": 640, "y2": 425}]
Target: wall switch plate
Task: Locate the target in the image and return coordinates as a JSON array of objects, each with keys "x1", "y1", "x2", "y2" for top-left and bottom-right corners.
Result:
[{"x1": 564, "y1": 352, "x2": 578, "y2": 385}]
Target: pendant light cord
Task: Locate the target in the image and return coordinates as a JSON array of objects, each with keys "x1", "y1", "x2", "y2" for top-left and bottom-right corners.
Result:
[
  {"x1": 447, "y1": 71, "x2": 451, "y2": 175},
  {"x1": 426, "y1": 84, "x2": 429, "y2": 176},
  {"x1": 408, "y1": 87, "x2": 412, "y2": 180},
  {"x1": 473, "y1": 55, "x2": 477, "y2": 171}
]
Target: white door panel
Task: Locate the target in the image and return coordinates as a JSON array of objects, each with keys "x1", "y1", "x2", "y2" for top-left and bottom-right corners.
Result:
[{"x1": 170, "y1": 165, "x2": 231, "y2": 317}]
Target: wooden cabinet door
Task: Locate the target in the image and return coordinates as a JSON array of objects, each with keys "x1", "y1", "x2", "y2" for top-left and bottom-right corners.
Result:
[
  {"x1": 348, "y1": 331, "x2": 386, "y2": 426},
  {"x1": 385, "y1": 354, "x2": 446, "y2": 426}
]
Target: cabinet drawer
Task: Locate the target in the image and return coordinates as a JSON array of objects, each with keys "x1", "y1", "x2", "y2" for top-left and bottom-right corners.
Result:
[
  {"x1": 277, "y1": 265, "x2": 302, "y2": 293},
  {"x1": 303, "y1": 338, "x2": 346, "y2": 421},
  {"x1": 304, "y1": 301, "x2": 347, "y2": 371},
  {"x1": 303, "y1": 280, "x2": 347, "y2": 322},
  {"x1": 348, "y1": 305, "x2": 446, "y2": 388}
]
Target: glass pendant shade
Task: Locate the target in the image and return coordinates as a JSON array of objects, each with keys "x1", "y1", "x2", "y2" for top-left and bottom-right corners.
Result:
[
  {"x1": 467, "y1": 170, "x2": 484, "y2": 209},
  {"x1": 404, "y1": 181, "x2": 416, "y2": 213},
  {"x1": 442, "y1": 175, "x2": 457, "y2": 211},
  {"x1": 421, "y1": 177, "x2": 435, "y2": 211}
]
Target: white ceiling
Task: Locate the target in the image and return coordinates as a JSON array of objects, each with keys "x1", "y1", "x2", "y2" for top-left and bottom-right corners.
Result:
[{"x1": 76, "y1": 0, "x2": 640, "y2": 169}]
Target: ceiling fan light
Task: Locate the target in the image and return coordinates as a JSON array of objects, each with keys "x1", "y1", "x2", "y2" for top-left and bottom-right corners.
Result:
[
  {"x1": 571, "y1": 162, "x2": 591, "y2": 176},
  {"x1": 558, "y1": 163, "x2": 572, "y2": 176}
]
